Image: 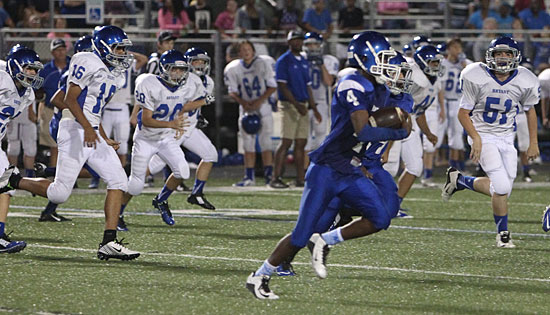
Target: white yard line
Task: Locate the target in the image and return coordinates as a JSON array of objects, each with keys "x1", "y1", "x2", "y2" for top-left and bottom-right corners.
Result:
[{"x1": 29, "y1": 244, "x2": 550, "y2": 283}]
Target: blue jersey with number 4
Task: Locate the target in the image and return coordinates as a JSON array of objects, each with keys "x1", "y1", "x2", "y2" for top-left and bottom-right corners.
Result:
[
  {"x1": 67, "y1": 52, "x2": 125, "y2": 128},
  {"x1": 310, "y1": 73, "x2": 384, "y2": 175},
  {"x1": 459, "y1": 62, "x2": 540, "y2": 137},
  {"x1": 134, "y1": 73, "x2": 205, "y2": 140}
]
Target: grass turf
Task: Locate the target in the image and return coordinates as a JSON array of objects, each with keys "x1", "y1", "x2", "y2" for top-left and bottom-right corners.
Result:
[{"x1": 2, "y1": 179, "x2": 550, "y2": 314}]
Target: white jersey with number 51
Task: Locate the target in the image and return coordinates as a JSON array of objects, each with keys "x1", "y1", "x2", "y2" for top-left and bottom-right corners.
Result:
[{"x1": 459, "y1": 62, "x2": 540, "y2": 137}]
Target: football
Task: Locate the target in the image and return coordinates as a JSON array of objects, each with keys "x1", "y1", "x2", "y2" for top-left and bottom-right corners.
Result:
[{"x1": 368, "y1": 107, "x2": 408, "y2": 129}]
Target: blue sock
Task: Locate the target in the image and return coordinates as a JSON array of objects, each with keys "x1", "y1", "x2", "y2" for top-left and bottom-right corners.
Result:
[
  {"x1": 424, "y1": 169, "x2": 433, "y2": 179},
  {"x1": 398, "y1": 196, "x2": 403, "y2": 205},
  {"x1": 43, "y1": 201, "x2": 58, "y2": 215},
  {"x1": 458, "y1": 160, "x2": 465, "y2": 171},
  {"x1": 120, "y1": 204, "x2": 126, "y2": 217},
  {"x1": 494, "y1": 214, "x2": 508, "y2": 232},
  {"x1": 45, "y1": 167, "x2": 56, "y2": 177},
  {"x1": 163, "y1": 167, "x2": 172, "y2": 181},
  {"x1": 523, "y1": 165, "x2": 530, "y2": 176},
  {"x1": 157, "y1": 185, "x2": 173, "y2": 202},
  {"x1": 321, "y1": 227, "x2": 344, "y2": 245},
  {"x1": 0, "y1": 222, "x2": 4, "y2": 235},
  {"x1": 192, "y1": 179, "x2": 206, "y2": 195},
  {"x1": 457, "y1": 174, "x2": 476, "y2": 191},
  {"x1": 255, "y1": 259, "x2": 277, "y2": 277},
  {"x1": 264, "y1": 166, "x2": 273, "y2": 181},
  {"x1": 450, "y1": 159, "x2": 458, "y2": 169},
  {"x1": 245, "y1": 168, "x2": 254, "y2": 180},
  {"x1": 25, "y1": 169, "x2": 34, "y2": 177}
]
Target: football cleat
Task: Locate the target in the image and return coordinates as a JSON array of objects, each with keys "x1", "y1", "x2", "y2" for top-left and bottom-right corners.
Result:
[
  {"x1": 246, "y1": 272, "x2": 279, "y2": 300},
  {"x1": 34, "y1": 162, "x2": 48, "y2": 178},
  {"x1": 542, "y1": 205, "x2": 550, "y2": 232},
  {"x1": 39, "y1": 212, "x2": 71, "y2": 222},
  {"x1": 276, "y1": 262, "x2": 296, "y2": 276},
  {"x1": 152, "y1": 197, "x2": 175, "y2": 225},
  {"x1": 307, "y1": 233, "x2": 329, "y2": 279},
  {"x1": 0, "y1": 233, "x2": 26, "y2": 254},
  {"x1": 233, "y1": 178, "x2": 255, "y2": 187},
  {"x1": 0, "y1": 165, "x2": 20, "y2": 194},
  {"x1": 97, "y1": 239, "x2": 140, "y2": 260},
  {"x1": 496, "y1": 231, "x2": 516, "y2": 248},
  {"x1": 442, "y1": 167, "x2": 460, "y2": 202},
  {"x1": 523, "y1": 175, "x2": 532, "y2": 183},
  {"x1": 176, "y1": 182, "x2": 192, "y2": 192},
  {"x1": 395, "y1": 209, "x2": 414, "y2": 219},
  {"x1": 117, "y1": 216, "x2": 129, "y2": 232},
  {"x1": 421, "y1": 178, "x2": 438, "y2": 188},
  {"x1": 187, "y1": 193, "x2": 215, "y2": 210},
  {"x1": 143, "y1": 175, "x2": 154, "y2": 188},
  {"x1": 269, "y1": 177, "x2": 289, "y2": 189},
  {"x1": 88, "y1": 177, "x2": 99, "y2": 189}
]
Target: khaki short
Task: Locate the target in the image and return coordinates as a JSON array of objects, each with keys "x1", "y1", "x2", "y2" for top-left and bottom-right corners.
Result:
[
  {"x1": 39, "y1": 105, "x2": 57, "y2": 148},
  {"x1": 278, "y1": 101, "x2": 310, "y2": 140}
]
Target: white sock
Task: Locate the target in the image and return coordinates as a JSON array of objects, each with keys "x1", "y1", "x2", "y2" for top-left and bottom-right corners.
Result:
[
  {"x1": 321, "y1": 227, "x2": 344, "y2": 245},
  {"x1": 255, "y1": 259, "x2": 277, "y2": 276}
]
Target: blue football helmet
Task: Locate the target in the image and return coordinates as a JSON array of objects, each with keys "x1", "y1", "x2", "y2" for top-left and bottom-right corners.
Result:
[
  {"x1": 304, "y1": 32, "x2": 323, "y2": 58},
  {"x1": 184, "y1": 47, "x2": 210, "y2": 76},
  {"x1": 402, "y1": 43, "x2": 413, "y2": 58},
  {"x1": 92, "y1": 25, "x2": 133, "y2": 70},
  {"x1": 348, "y1": 31, "x2": 400, "y2": 86},
  {"x1": 159, "y1": 49, "x2": 191, "y2": 86},
  {"x1": 387, "y1": 52, "x2": 413, "y2": 95},
  {"x1": 74, "y1": 35, "x2": 93, "y2": 54},
  {"x1": 411, "y1": 35, "x2": 432, "y2": 50},
  {"x1": 436, "y1": 43, "x2": 447, "y2": 56},
  {"x1": 414, "y1": 45, "x2": 444, "y2": 77},
  {"x1": 241, "y1": 113, "x2": 261, "y2": 134},
  {"x1": 7, "y1": 46, "x2": 43, "y2": 89},
  {"x1": 519, "y1": 57, "x2": 534, "y2": 72},
  {"x1": 486, "y1": 36, "x2": 521, "y2": 73}
]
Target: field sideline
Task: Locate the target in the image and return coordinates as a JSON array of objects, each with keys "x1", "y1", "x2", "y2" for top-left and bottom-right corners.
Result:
[{"x1": 2, "y1": 178, "x2": 550, "y2": 314}]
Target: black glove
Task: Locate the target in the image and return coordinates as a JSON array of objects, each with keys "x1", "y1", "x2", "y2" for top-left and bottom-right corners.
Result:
[
  {"x1": 309, "y1": 55, "x2": 324, "y2": 66},
  {"x1": 197, "y1": 115, "x2": 209, "y2": 129}
]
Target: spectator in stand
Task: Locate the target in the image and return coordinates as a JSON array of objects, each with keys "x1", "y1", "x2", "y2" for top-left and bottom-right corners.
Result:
[
  {"x1": 273, "y1": 0, "x2": 304, "y2": 32},
  {"x1": 338, "y1": 0, "x2": 364, "y2": 37},
  {"x1": 449, "y1": 0, "x2": 471, "y2": 28},
  {"x1": 0, "y1": 0, "x2": 14, "y2": 28},
  {"x1": 512, "y1": 18, "x2": 526, "y2": 54},
  {"x1": 157, "y1": 0, "x2": 190, "y2": 37},
  {"x1": 515, "y1": 0, "x2": 545, "y2": 13},
  {"x1": 533, "y1": 25, "x2": 550, "y2": 71},
  {"x1": 376, "y1": 1, "x2": 409, "y2": 30},
  {"x1": 46, "y1": 18, "x2": 72, "y2": 51},
  {"x1": 466, "y1": 0, "x2": 499, "y2": 29},
  {"x1": 215, "y1": 0, "x2": 237, "y2": 39},
  {"x1": 302, "y1": 0, "x2": 333, "y2": 39},
  {"x1": 472, "y1": 17, "x2": 498, "y2": 61},
  {"x1": 518, "y1": 0, "x2": 550, "y2": 30},
  {"x1": 38, "y1": 39, "x2": 71, "y2": 168},
  {"x1": 495, "y1": 1, "x2": 516, "y2": 36},
  {"x1": 60, "y1": 0, "x2": 86, "y2": 29},
  {"x1": 236, "y1": 0, "x2": 265, "y2": 36},
  {"x1": 187, "y1": 0, "x2": 213, "y2": 35}
]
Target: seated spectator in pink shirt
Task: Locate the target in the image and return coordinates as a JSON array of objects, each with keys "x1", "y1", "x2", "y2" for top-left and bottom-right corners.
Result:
[
  {"x1": 157, "y1": 0, "x2": 190, "y2": 37},
  {"x1": 214, "y1": 0, "x2": 237, "y2": 39},
  {"x1": 46, "y1": 18, "x2": 72, "y2": 51},
  {"x1": 377, "y1": 1, "x2": 409, "y2": 30}
]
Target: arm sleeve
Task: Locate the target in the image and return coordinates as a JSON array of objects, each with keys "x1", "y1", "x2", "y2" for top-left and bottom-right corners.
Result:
[
  {"x1": 540, "y1": 79, "x2": 550, "y2": 99},
  {"x1": 264, "y1": 62, "x2": 277, "y2": 88},
  {"x1": 521, "y1": 78, "x2": 541, "y2": 111},
  {"x1": 276, "y1": 58, "x2": 289, "y2": 83},
  {"x1": 134, "y1": 79, "x2": 155, "y2": 111},
  {"x1": 224, "y1": 67, "x2": 240, "y2": 94},
  {"x1": 67, "y1": 55, "x2": 92, "y2": 90},
  {"x1": 336, "y1": 79, "x2": 372, "y2": 114},
  {"x1": 192, "y1": 77, "x2": 207, "y2": 100},
  {"x1": 459, "y1": 76, "x2": 477, "y2": 110}
]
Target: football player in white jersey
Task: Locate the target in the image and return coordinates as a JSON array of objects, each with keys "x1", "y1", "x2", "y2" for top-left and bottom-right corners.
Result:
[
  {"x1": 6, "y1": 95, "x2": 37, "y2": 178},
  {"x1": 539, "y1": 66, "x2": 550, "y2": 129},
  {"x1": 118, "y1": 49, "x2": 208, "y2": 230},
  {"x1": 384, "y1": 45, "x2": 444, "y2": 218},
  {"x1": 302, "y1": 32, "x2": 339, "y2": 157},
  {"x1": 146, "y1": 47, "x2": 218, "y2": 211},
  {"x1": 0, "y1": 46, "x2": 43, "y2": 253},
  {"x1": 0, "y1": 26, "x2": 141, "y2": 260},
  {"x1": 442, "y1": 37, "x2": 540, "y2": 248},
  {"x1": 257, "y1": 54, "x2": 278, "y2": 111},
  {"x1": 224, "y1": 40, "x2": 277, "y2": 186},
  {"x1": 441, "y1": 38, "x2": 473, "y2": 174}
]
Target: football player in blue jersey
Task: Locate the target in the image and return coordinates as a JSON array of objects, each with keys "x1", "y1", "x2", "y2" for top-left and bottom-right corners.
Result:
[{"x1": 245, "y1": 31, "x2": 413, "y2": 299}]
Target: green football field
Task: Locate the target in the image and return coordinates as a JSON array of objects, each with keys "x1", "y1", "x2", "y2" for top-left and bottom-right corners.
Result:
[{"x1": 2, "y1": 176, "x2": 550, "y2": 314}]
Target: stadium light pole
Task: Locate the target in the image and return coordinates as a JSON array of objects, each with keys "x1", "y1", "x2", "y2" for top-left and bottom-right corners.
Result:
[
  {"x1": 49, "y1": 0, "x2": 55, "y2": 28},
  {"x1": 213, "y1": 31, "x2": 223, "y2": 148}
]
